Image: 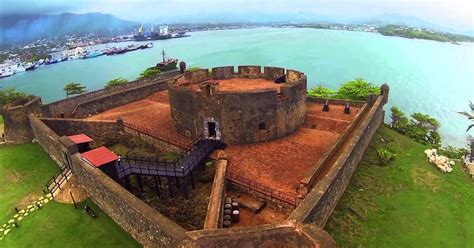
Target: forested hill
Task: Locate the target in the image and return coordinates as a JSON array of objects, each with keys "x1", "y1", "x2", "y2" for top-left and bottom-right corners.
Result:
[{"x1": 378, "y1": 25, "x2": 474, "y2": 43}]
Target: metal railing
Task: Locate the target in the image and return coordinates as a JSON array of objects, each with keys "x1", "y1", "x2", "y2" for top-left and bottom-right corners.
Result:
[
  {"x1": 45, "y1": 167, "x2": 72, "y2": 197},
  {"x1": 226, "y1": 171, "x2": 299, "y2": 208},
  {"x1": 117, "y1": 138, "x2": 217, "y2": 179},
  {"x1": 123, "y1": 122, "x2": 191, "y2": 149}
]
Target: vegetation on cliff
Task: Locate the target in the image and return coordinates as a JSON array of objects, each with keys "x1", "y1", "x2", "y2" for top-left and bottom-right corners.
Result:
[
  {"x1": 326, "y1": 126, "x2": 474, "y2": 247},
  {"x1": 138, "y1": 67, "x2": 161, "y2": 79},
  {"x1": 378, "y1": 25, "x2": 474, "y2": 43},
  {"x1": 0, "y1": 88, "x2": 32, "y2": 106}
]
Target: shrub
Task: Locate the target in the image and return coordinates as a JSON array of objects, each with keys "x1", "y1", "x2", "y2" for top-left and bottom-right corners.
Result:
[
  {"x1": 308, "y1": 85, "x2": 336, "y2": 98},
  {"x1": 0, "y1": 88, "x2": 30, "y2": 106},
  {"x1": 138, "y1": 68, "x2": 161, "y2": 79},
  {"x1": 105, "y1": 78, "x2": 128, "y2": 88},
  {"x1": 438, "y1": 146, "x2": 469, "y2": 159},
  {"x1": 335, "y1": 78, "x2": 379, "y2": 101},
  {"x1": 377, "y1": 148, "x2": 397, "y2": 165}
]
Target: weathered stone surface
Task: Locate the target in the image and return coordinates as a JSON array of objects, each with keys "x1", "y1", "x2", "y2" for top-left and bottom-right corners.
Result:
[
  {"x1": 204, "y1": 160, "x2": 227, "y2": 229},
  {"x1": 3, "y1": 97, "x2": 42, "y2": 144}
]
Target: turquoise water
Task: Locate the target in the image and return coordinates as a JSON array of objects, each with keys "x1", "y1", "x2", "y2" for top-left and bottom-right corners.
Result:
[{"x1": 1, "y1": 28, "x2": 473, "y2": 146}]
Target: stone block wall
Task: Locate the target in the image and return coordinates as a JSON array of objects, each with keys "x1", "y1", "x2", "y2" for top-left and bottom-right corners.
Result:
[
  {"x1": 72, "y1": 80, "x2": 169, "y2": 118},
  {"x1": 179, "y1": 221, "x2": 337, "y2": 247},
  {"x1": 42, "y1": 71, "x2": 180, "y2": 117},
  {"x1": 40, "y1": 118, "x2": 123, "y2": 140},
  {"x1": 2, "y1": 97, "x2": 43, "y2": 144},
  {"x1": 203, "y1": 159, "x2": 227, "y2": 229},
  {"x1": 70, "y1": 153, "x2": 187, "y2": 247},
  {"x1": 288, "y1": 95, "x2": 386, "y2": 227}
]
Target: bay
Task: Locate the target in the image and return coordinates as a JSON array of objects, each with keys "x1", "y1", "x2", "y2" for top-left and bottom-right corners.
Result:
[{"x1": 1, "y1": 28, "x2": 473, "y2": 146}]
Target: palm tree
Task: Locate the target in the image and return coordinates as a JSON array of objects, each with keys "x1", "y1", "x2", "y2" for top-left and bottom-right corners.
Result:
[{"x1": 459, "y1": 101, "x2": 474, "y2": 162}]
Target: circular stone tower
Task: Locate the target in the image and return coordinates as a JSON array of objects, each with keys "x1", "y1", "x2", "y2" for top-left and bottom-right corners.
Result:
[{"x1": 167, "y1": 66, "x2": 307, "y2": 144}]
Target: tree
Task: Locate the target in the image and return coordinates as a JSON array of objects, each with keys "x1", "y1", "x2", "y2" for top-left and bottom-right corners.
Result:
[
  {"x1": 390, "y1": 106, "x2": 409, "y2": 132},
  {"x1": 138, "y1": 68, "x2": 161, "y2": 79},
  {"x1": 105, "y1": 78, "x2": 128, "y2": 88},
  {"x1": 308, "y1": 85, "x2": 336, "y2": 98},
  {"x1": 336, "y1": 78, "x2": 379, "y2": 101},
  {"x1": 0, "y1": 88, "x2": 30, "y2": 106},
  {"x1": 458, "y1": 101, "x2": 474, "y2": 132},
  {"x1": 63, "y1": 83, "x2": 86, "y2": 98}
]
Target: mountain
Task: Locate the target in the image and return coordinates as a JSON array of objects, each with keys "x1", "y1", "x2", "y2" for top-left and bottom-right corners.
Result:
[{"x1": 0, "y1": 12, "x2": 137, "y2": 45}]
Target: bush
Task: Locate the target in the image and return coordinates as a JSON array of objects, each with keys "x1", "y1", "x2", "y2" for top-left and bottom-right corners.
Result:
[
  {"x1": 377, "y1": 148, "x2": 397, "y2": 165},
  {"x1": 335, "y1": 78, "x2": 379, "y2": 101},
  {"x1": 105, "y1": 78, "x2": 128, "y2": 88},
  {"x1": 0, "y1": 88, "x2": 30, "y2": 106},
  {"x1": 390, "y1": 106, "x2": 441, "y2": 147},
  {"x1": 438, "y1": 146, "x2": 469, "y2": 159},
  {"x1": 138, "y1": 68, "x2": 161, "y2": 79},
  {"x1": 308, "y1": 85, "x2": 336, "y2": 98}
]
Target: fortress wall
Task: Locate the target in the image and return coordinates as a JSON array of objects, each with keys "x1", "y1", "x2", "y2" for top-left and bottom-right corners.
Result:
[
  {"x1": 276, "y1": 76, "x2": 307, "y2": 138},
  {"x1": 72, "y1": 80, "x2": 169, "y2": 118},
  {"x1": 263, "y1": 66, "x2": 285, "y2": 80},
  {"x1": 237, "y1": 65, "x2": 262, "y2": 78},
  {"x1": 167, "y1": 83, "x2": 202, "y2": 138},
  {"x1": 69, "y1": 153, "x2": 187, "y2": 247},
  {"x1": 42, "y1": 71, "x2": 180, "y2": 117},
  {"x1": 289, "y1": 94, "x2": 386, "y2": 227},
  {"x1": 307, "y1": 97, "x2": 366, "y2": 107},
  {"x1": 29, "y1": 115, "x2": 77, "y2": 167},
  {"x1": 179, "y1": 221, "x2": 337, "y2": 247},
  {"x1": 40, "y1": 118, "x2": 123, "y2": 140},
  {"x1": 211, "y1": 66, "x2": 235, "y2": 79},
  {"x1": 203, "y1": 159, "x2": 227, "y2": 229},
  {"x1": 286, "y1": 69, "x2": 304, "y2": 83},
  {"x1": 177, "y1": 69, "x2": 210, "y2": 85},
  {"x1": 2, "y1": 97, "x2": 42, "y2": 144}
]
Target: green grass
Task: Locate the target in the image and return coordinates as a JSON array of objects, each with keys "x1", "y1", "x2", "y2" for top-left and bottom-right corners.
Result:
[
  {"x1": 0, "y1": 143, "x2": 140, "y2": 247},
  {"x1": 326, "y1": 126, "x2": 474, "y2": 247},
  {"x1": 0, "y1": 143, "x2": 59, "y2": 224},
  {"x1": 2, "y1": 200, "x2": 140, "y2": 247}
]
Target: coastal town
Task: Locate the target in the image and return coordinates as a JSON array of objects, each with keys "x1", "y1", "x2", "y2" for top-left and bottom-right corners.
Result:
[
  {"x1": 0, "y1": 24, "x2": 188, "y2": 79},
  {"x1": 2, "y1": 21, "x2": 473, "y2": 80}
]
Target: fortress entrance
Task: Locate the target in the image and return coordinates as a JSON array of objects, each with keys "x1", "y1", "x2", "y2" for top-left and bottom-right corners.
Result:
[{"x1": 207, "y1": 122, "x2": 217, "y2": 138}]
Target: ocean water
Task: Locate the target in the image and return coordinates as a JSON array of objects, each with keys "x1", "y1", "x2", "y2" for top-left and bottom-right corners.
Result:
[{"x1": 1, "y1": 28, "x2": 473, "y2": 146}]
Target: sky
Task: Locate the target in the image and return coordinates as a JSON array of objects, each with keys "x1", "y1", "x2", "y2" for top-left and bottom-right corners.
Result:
[{"x1": 1, "y1": 0, "x2": 473, "y2": 31}]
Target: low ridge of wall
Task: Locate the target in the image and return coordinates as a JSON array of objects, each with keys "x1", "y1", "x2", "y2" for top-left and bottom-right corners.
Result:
[
  {"x1": 203, "y1": 159, "x2": 227, "y2": 229},
  {"x1": 2, "y1": 97, "x2": 42, "y2": 144},
  {"x1": 42, "y1": 71, "x2": 180, "y2": 117},
  {"x1": 178, "y1": 221, "x2": 337, "y2": 247},
  {"x1": 40, "y1": 117, "x2": 123, "y2": 139},
  {"x1": 289, "y1": 94, "x2": 386, "y2": 227},
  {"x1": 70, "y1": 153, "x2": 187, "y2": 247}
]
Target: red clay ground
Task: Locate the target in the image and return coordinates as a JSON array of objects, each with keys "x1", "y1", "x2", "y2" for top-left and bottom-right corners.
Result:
[
  {"x1": 225, "y1": 103, "x2": 360, "y2": 198},
  {"x1": 190, "y1": 78, "x2": 281, "y2": 92},
  {"x1": 87, "y1": 91, "x2": 191, "y2": 146},
  {"x1": 87, "y1": 91, "x2": 360, "y2": 200}
]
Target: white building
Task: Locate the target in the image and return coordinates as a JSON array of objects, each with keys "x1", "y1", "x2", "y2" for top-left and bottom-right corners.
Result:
[{"x1": 159, "y1": 25, "x2": 169, "y2": 36}]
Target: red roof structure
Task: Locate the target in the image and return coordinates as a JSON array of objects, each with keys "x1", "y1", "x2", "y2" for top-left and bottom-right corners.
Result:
[
  {"x1": 81, "y1": 147, "x2": 118, "y2": 168},
  {"x1": 68, "y1": 134, "x2": 93, "y2": 144}
]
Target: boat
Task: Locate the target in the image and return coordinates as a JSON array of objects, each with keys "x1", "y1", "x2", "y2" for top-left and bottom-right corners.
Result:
[
  {"x1": 82, "y1": 50, "x2": 104, "y2": 59},
  {"x1": 60, "y1": 57, "x2": 68, "y2": 62},
  {"x1": 0, "y1": 67, "x2": 15, "y2": 78},
  {"x1": 44, "y1": 59, "x2": 59, "y2": 65},
  {"x1": 14, "y1": 63, "x2": 26, "y2": 73},
  {"x1": 68, "y1": 54, "x2": 81, "y2": 60},
  {"x1": 151, "y1": 50, "x2": 178, "y2": 72},
  {"x1": 25, "y1": 63, "x2": 37, "y2": 71},
  {"x1": 115, "y1": 47, "x2": 128, "y2": 54}
]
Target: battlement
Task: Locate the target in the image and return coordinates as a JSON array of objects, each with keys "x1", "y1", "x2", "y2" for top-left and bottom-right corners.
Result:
[{"x1": 168, "y1": 66, "x2": 307, "y2": 144}]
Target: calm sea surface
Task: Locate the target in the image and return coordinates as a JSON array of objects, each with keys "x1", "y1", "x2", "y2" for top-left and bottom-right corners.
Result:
[{"x1": 1, "y1": 28, "x2": 473, "y2": 146}]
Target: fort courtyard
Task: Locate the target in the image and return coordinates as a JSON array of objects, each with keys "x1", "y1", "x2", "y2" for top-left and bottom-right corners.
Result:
[{"x1": 1, "y1": 65, "x2": 388, "y2": 247}]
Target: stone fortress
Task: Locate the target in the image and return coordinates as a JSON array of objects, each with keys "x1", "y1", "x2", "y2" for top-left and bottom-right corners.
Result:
[{"x1": 2, "y1": 64, "x2": 389, "y2": 247}]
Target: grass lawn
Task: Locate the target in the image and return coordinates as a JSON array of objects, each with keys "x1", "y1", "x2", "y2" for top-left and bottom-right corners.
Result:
[
  {"x1": 326, "y1": 126, "x2": 474, "y2": 247},
  {"x1": 0, "y1": 143, "x2": 59, "y2": 224},
  {"x1": 0, "y1": 143, "x2": 140, "y2": 247}
]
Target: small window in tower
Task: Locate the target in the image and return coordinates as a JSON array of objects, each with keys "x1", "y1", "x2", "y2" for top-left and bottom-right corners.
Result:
[{"x1": 259, "y1": 122, "x2": 266, "y2": 130}]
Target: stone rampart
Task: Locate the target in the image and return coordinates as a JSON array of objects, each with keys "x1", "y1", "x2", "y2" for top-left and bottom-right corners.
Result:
[
  {"x1": 42, "y1": 71, "x2": 180, "y2": 117},
  {"x1": 289, "y1": 92, "x2": 387, "y2": 227},
  {"x1": 203, "y1": 159, "x2": 227, "y2": 229},
  {"x1": 2, "y1": 97, "x2": 43, "y2": 144},
  {"x1": 70, "y1": 153, "x2": 188, "y2": 247},
  {"x1": 40, "y1": 117, "x2": 123, "y2": 139}
]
